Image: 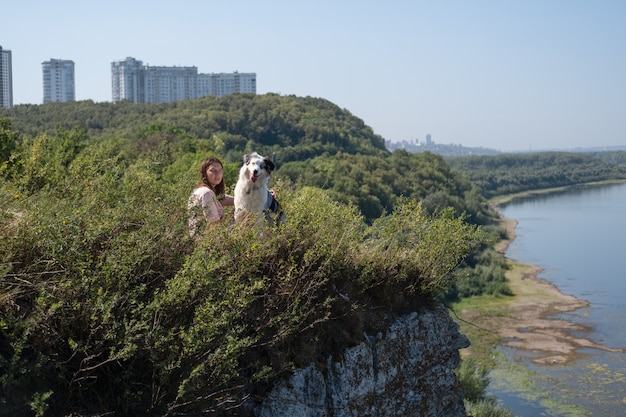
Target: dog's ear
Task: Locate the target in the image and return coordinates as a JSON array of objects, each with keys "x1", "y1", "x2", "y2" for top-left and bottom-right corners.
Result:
[
  {"x1": 243, "y1": 153, "x2": 251, "y2": 165},
  {"x1": 264, "y1": 158, "x2": 275, "y2": 172}
]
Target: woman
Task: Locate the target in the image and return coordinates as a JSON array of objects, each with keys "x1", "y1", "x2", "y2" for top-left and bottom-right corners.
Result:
[{"x1": 188, "y1": 156, "x2": 234, "y2": 237}]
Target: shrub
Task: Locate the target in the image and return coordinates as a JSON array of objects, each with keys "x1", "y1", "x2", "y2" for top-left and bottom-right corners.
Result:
[
  {"x1": 456, "y1": 358, "x2": 490, "y2": 403},
  {"x1": 457, "y1": 359, "x2": 516, "y2": 417},
  {"x1": 1, "y1": 156, "x2": 487, "y2": 416},
  {"x1": 359, "y1": 199, "x2": 487, "y2": 297},
  {"x1": 465, "y1": 399, "x2": 516, "y2": 417}
]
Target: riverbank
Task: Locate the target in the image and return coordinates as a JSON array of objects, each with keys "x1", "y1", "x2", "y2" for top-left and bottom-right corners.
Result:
[
  {"x1": 455, "y1": 183, "x2": 626, "y2": 416},
  {"x1": 454, "y1": 214, "x2": 621, "y2": 366},
  {"x1": 488, "y1": 179, "x2": 626, "y2": 207}
]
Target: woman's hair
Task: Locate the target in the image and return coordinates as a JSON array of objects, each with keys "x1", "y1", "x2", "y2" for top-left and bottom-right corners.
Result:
[{"x1": 198, "y1": 156, "x2": 225, "y2": 197}]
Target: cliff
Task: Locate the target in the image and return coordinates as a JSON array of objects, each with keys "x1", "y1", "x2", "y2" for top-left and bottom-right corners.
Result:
[{"x1": 255, "y1": 304, "x2": 470, "y2": 417}]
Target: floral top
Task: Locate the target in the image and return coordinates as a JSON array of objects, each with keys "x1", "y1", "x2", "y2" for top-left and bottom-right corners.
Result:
[{"x1": 187, "y1": 186, "x2": 224, "y2": 236}]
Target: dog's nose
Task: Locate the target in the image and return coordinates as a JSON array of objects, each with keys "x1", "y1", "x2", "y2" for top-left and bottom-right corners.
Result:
[{"x1": 253, "y1": 169, "x2": 258, "y2": 175}]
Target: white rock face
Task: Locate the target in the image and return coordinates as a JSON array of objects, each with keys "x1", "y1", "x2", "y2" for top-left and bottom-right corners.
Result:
[{"x1": 256, "y1": 305, "x2": 470, "y2": 417}]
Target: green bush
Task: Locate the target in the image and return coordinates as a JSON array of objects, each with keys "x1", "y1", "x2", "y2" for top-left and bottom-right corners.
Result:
[
  {"x1": 1, "y1": 168, "x2": 486, "y2": 415},
  {"x1": 0, "y1": 116, "x2": 490, "y2": 415},
  {"x1": 457, "y1": 359, "x2": 516, "y2": 417},
  {"x1": 360, "y1": 199, "x2": 487, "y2": 297},
  {"x1": 456, "y1": 358, "x2": 490, "y2": 403},
  {"x1": 465, "y1": 399, "x2": 516, "y2": 417}
]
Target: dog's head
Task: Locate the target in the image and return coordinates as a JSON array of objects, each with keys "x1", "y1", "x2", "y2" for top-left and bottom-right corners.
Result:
[{"x1": 242, "y1": 152, "x2": 275, "y2": 183}]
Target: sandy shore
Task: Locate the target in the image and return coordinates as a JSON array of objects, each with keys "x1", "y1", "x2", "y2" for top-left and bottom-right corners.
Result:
[{"x1": 458, "y1": 215, "x2": 622, "y2": 365}]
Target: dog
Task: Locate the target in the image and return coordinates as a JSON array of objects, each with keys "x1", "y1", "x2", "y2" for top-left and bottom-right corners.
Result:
[{"x1": 234, "y1": 152, "x2": 285, "y2": 226}]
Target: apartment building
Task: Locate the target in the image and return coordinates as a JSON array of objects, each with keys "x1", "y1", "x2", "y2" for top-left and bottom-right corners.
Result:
[
  {"x1": 0, "y1": 46, "x2": 13, "y2": 108},
  {"x1": 144, "y1": 65, "x2": 197, "y2": 103},
  {"x1": 200, "y1": 71, "x2": 257, "y2": 97},
  {"x1": 111, "y1": 57, "x2": 145, "y2": 103},
  {"x1": 111, "y1": 57, "x2": 256, "y2": 103},
  {"x1": 42, "y1": 59, "x2": 75, "y2": 103}
]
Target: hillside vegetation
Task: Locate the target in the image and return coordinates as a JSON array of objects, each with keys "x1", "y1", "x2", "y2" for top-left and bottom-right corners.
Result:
[
  {"x1": 1, "y1": 95, "x2": 489, "y2": 224},
  {"x1": 447, "y1": 152, "x2": 626, "y2": 198},
  {"x1": 0, "y1": 97, "x2": 495, "y2": 416},
  {"x1": 5, "y1": 95, "x2": 624, "y2": 416},
  {"x1": 1, "y1": 94, "x2": 388, "y2": 162}
]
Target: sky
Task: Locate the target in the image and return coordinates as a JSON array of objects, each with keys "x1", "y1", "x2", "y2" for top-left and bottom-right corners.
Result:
[{"x1": 2, "y1": 0, "x2": 625, "y2": 151}]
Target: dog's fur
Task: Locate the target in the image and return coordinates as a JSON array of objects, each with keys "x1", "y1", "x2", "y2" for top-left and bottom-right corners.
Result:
[{"x1": 234, "y1": 152, "x2": 284, "y2": 226}]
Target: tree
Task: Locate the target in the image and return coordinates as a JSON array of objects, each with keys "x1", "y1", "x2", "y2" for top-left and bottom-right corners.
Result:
[{"x1": 0, "y1": 117, "x2": 17, "y2": 168}]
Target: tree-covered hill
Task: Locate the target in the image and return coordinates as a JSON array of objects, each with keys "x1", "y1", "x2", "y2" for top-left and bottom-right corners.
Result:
[
  {"x1": 0, "y1": 104, "x2": 494, "y2": 415},
  {"x1": 10, "y1": 95, "x2": 625, "y2": 415},
  {"x1": 278, "y1": 150, "x2": 487, "y2": 223},
  {"x1": 0, "y1": 96, "x2": 489, "y2": 224},
  {"x1": 588, "y1": 150, "x2": 626, "y2": 167},
  {"x1": 0, "y1": 94, "x2": 388, "y2": 163},
  {"x1": 447, "y1": 152, "x2": 626, "y2": 198}
]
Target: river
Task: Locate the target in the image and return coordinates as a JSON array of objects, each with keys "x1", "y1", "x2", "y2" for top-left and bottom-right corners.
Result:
[{"x1": 489, "y1": 182, "x2": 626, "y2": 417}]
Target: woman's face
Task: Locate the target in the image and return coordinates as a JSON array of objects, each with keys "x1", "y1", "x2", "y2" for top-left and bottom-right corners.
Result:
[{"x1": 205, "y1": 162, "x2": 223, "y2": 187}]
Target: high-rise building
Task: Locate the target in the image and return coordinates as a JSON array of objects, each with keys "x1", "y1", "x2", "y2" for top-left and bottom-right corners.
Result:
[
  {"x1": 200, "y1": 71, "x2": 257, "y2": 97},
  {"x1": 111, "y1": 57, "x2": 256, "y2": 103},
  {"x1": 111, "y1": 57, "x2": 145, "y2": 103},
  {"x1": 144, "y1": 65, "x2": 198, "y2": 103},
  {"x1": 42, "y1": 59, "x2": 75, "y2": 103},
  {"x1": 0, "y1": 46, "x2": 13, "y2": 109}
]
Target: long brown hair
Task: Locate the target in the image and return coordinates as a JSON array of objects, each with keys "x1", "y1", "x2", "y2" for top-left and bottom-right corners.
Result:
[{"x1": 197, "y1": 157, "x2": 225, "y2": 198}]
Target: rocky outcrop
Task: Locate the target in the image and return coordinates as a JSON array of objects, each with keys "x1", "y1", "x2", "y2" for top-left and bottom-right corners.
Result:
[{"x1": 256, "y1": 304, "x2": 470, "y2": 417}]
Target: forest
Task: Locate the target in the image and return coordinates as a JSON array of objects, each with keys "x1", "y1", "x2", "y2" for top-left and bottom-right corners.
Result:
[
  {"x1": 446, "y1": 151, "x2": 626, "y2": 198},
  {"x1": 1, "y1": 94, "x2": 623, "y2": 416}
]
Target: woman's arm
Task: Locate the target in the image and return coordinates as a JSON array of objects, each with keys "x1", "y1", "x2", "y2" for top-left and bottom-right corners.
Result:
[{"x1": 222, "y1": 194, "x2": 235, "y2": 207}]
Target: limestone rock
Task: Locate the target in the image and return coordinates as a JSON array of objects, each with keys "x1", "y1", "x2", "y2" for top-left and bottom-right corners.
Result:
[{"x1": 256, "y1": 304, "x2": 469, "y2": 417}]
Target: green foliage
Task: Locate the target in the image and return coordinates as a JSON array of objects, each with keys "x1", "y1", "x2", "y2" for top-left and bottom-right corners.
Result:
[
  {"x1": 447, "y1": 152, "x2": 626, "y2": 198},
  {"x1": 448, "y1": 247, "x2": 512, "y2": 300},
  {"x1": 0, "y1": 141, "x2": 193, "y2": 415},
  {"x1": 149, "y1": 186, "x2": 369, "y2": 414},
  {"x1": 360, "y1": 199, "x2": 487, "y2": 297},
  {"x1": 0, "y1": 94, "x2": 544, "y2": 415},
  {"x1": 29, "y1": 390, "x2": 53, "y2": 417},
  {"x1": 7, "y1": 127, "x2": 87, "y2": 194},
  {"x1": 457, "y1": 358, "x2": 490, "y2": 403},
  {"x1": 465, "y1": 399, "x2": 516, "y2": 417},
  {"x1": 1, "y1": 142, "x2": 486, "y2": 415},
  {"x1": 457, "y1": 359, "x2": 516, "y2": 417},
  {"x1": 588, "y1": 150, "x2": 626, "y2": 167},
  {"x1": 279, "y1": 150, "x2": 488, "y2": 222},
  {"x1": 1, "y1": 96, "x2": 495, "y2": 225},
  {"x1": 0, "y1": 95, "x2": 388, "y2": 161},
  {"x1": 0, "y1": 117, "x2": 18, "y2": 166}
]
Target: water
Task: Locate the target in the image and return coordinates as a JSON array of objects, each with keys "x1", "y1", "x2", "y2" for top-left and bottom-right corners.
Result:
[{"x1": 490, "y1": 182, "x2": 626, "y2": 416}]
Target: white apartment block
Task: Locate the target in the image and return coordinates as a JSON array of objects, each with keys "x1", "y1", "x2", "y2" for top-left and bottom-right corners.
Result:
[
  {"x1": 202, "y1": 71, "x2": 257, "y2": 97},
  {"x1": 144, "y1": 66, "x2": 197, "y2": 103},
  {"x1": 111, "y1": 57, "x2": 256, "y2": 103},
  {"x1": 111, "y1": 57, "x2": 145, "y2": 103},
  {"x1": 42, "y1": 59, "x2": 75, "y2": 103},
  {"x1": 0, "y1": 46, "x2": 13, "y2": 109}
]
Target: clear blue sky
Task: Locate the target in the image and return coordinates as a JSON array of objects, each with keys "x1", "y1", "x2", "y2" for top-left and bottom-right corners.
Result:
[{"x1": 3, "y1": 0, "x2": 625, "y2": 151}]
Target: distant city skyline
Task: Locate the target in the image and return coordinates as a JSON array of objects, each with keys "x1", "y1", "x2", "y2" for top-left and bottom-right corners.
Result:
[
  {"x1": 4, "y1": 51, "x2": 255, "y2": 107},
  {"x1": 2, "y1": 1, "x2": 626, "y2": 151}
]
